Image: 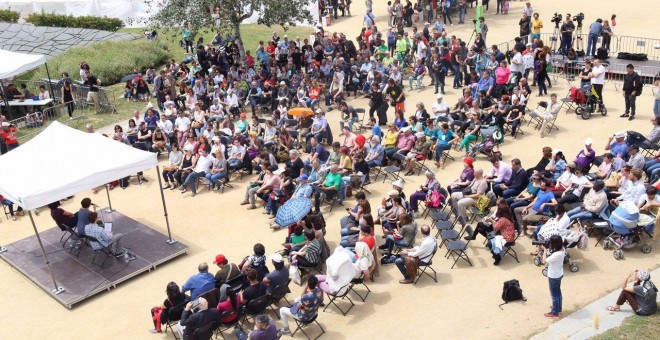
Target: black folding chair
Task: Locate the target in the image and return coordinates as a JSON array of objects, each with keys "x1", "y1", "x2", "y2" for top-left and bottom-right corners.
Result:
[
  {"x1": 415, "y1": 246, "x2": 439, "y2": 284},
  {"x1": 267, "y1": 279, "x2": 292, "y2": 318},
  {"x1": 348, "y1": 273, "x2": 371, "y2": 302},
  {"x1": 85, "y1": 235, "x2": 116, "y2": 268},
  {"x1": 502, "y1": 224, "x2": 523, "y2": 263},
  {"x1": 292, "y1": 314, "x2": 325, "y2": 340},
  {"x1": 240, "y1": 295, "x2": 269, "y2": 327},
  {"x1": 323, "y1": 284, "x2": 354, "y2": 316},
  {"x1": 381, "y1": 152, "x2": 406, "y2": 183},
  {"x1": 215, "y1": 309, "x2": 239, "y2": 340},
  {"x1": 164, "y1": 300, "x2": 189, "y2": 340},
  {"x1": 192, "y1": 320, "x2": 217, "y2": 340},
  {"x1": 446, "y1": 225, "x2": 475, "y2": 269}
]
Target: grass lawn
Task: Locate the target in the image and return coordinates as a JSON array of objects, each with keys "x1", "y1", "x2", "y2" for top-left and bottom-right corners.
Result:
[
  {"x1": 591, "y1": 309, "x2": 659, "y2": 340},
  {"x1": 17, "y1": 24, "x2": 312, "y2": 141}
]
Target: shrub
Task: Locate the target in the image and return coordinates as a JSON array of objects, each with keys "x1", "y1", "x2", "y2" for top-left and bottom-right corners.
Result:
[
  {"x1": 33, "y1": 40, "x2": 171, "y2": 85},
  {"x1": 25, "y1": 11, "x2": 124, "y2": 31},
  {"x1": 0, "y1": 8, "x2": 20, "y2": 23}
]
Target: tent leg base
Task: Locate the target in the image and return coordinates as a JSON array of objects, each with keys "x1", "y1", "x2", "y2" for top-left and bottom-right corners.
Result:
[
  {"x1": 0, "y1": 246, "x2": 7, "y2": 254},
  {"x1": 105, "y1": 208, "x2": 113, "y2": 213},
  {"x1": 52, "y1": 286, "x2": 65, "y2": 295},
  {"x1": 166, "y1": 239, "x2": 178, "y2": 245}
]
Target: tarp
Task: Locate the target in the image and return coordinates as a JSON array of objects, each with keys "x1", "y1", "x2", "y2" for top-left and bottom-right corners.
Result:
[
  {"x1": 0, "y1": 121, "x2": 157, "y2": 210},
  {"x1": 0, "y1": 49, "x2": 46, "y2": 79}
]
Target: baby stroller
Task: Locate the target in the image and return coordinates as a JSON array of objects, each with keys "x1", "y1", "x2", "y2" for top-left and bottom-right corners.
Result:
[
  {"x1": 468, "y1": 128, "x2": 502, "y2": 159},
  {"x1": 571, "y1": 85, "x2": 608, "y2": 120},
  {"x1": 533, "y1": 223, "x2": 586, "y2": 276},
  {"x1": 602, "y1": 203, "x2": 654, "y2": 260}
]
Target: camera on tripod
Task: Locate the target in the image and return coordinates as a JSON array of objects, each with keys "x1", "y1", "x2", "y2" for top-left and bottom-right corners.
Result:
[
  {"x1": 550, "y1": 13, "x2": 562, "y2": 27},
  {"x1": 572, "y1": 12, "x2": 584, "y2": 27}
]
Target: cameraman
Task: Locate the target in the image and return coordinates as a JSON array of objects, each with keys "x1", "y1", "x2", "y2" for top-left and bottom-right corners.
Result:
[
  {"x1": 560, "y1": 19, "x2": 575, "y2": 56},
  {"x1": 587, "y1": 18, "x2": 603, "y2": 57}
]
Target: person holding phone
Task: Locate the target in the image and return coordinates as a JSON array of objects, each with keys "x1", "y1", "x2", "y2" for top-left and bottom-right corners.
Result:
[{"x1": 178, "y1": 297, "x2": 220, "y2": 339}]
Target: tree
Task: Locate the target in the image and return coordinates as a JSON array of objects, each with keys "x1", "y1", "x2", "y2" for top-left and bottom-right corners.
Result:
[{"x1": 144, "y1": 0, "x2": 315, "y2": 58}]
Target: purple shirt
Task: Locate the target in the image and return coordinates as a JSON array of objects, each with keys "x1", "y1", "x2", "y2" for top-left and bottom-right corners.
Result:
[
  {"x1": 575, "y1": 148, "x2": 596, "y2": 167},
  {"x1": 489, "y1": 163, "x2": 512, "y2": 183},
  {"x1": 460, "y1": 168, "x2": 475, "y2": 182},
  {"x1": 250, "y1": 320, "x2": 278, "y2": 340}
]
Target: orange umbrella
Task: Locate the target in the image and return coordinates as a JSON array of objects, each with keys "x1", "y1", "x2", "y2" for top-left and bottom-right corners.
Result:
[{"x1": 288, "y1": 107, "x2": 314, "y2": 118}]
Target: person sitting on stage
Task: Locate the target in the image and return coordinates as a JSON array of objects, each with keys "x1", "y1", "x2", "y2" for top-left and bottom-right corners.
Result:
[
  {"x1": 84, "y1": 212, "x2": 131, "y2": 258},
  {"x1": 47, "y1": 201, "x2": 78, "y2": 231},
  {"x1": 75, "y1": 197, "x2": 96, "y2": 236},
  {"x1": 213, "y1": 254, "x2": 241, "y2": 287},
  {"x1": 182, "y1": 263, "x2": 216, "y2": 299}
]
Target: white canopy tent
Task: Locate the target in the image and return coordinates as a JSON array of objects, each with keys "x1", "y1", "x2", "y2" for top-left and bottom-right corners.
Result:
[
  {"x1": 0, "y1": 122, "x2": 175, "y2": 294},
  {"x1": 0, "y1": 121, "x2": 157, "y2": 209},
  {"x1": 0, "y1": 49, "x2": 46, "y2": 79}
]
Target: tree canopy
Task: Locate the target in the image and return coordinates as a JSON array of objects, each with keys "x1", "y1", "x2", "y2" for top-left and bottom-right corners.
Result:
[{"x1": 145, "y1": 0, "x2": 315, "y2": 56}]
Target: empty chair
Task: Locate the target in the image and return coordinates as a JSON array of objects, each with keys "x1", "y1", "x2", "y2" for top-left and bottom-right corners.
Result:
[{"x1": 446, "y1": 225, "x2": 475, "y2": 269}]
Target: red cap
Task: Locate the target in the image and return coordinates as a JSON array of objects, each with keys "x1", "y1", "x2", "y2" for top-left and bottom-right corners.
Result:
[
  {"x1": 213, "y1": 254, "x2": 227, "y2": 265},
  {"x1": 464, "y1": 157, "x2": 474, "y2": 167}
]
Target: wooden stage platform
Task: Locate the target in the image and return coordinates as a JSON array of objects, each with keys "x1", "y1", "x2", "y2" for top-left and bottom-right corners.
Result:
[{"x1": 0, "y1": 210, "x2": 188, "y2": 309}]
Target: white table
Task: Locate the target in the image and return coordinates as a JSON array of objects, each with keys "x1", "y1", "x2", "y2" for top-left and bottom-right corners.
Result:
[{"x1": 0, "y1": 98, "x2": 53, "y2": 107}]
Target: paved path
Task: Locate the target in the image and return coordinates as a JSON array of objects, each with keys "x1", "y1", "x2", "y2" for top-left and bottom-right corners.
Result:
[{"x1": 531, "y1": 268, "x2": 660, "y2": 340}]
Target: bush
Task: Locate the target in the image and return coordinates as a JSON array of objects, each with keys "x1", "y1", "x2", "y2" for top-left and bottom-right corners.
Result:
[
  {"x1": 25, "y1": 12, "x2": 124, "y2": 31},
  {"x1": 33, "y1": 40, "x2": 171, "y2": 85},
  {"x1": 0, "y1": 9, "x2": 20, "y2": 23}
]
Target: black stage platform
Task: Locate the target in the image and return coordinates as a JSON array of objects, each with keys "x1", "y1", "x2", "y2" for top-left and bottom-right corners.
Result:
[{"x1": 0, "y1": 210, "x2": 188, "y2": 309}]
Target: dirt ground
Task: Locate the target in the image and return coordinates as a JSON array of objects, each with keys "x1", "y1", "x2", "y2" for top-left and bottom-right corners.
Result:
[{"x1": 1, "y1": 1, "x2": 659, "y2": 339}]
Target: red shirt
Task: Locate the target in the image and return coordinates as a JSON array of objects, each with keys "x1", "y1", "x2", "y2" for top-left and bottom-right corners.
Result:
[
  {"x1": 1, "y1": 127, "x2": 18, "y2": 145},
  {"x1": 360, "y1": 235, "x2": 376, "y2": 250}
]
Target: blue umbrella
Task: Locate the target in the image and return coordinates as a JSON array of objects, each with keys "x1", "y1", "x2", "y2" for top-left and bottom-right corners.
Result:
[{"x1": 275, "y1": 198, "x2": 312, "y2": 226}]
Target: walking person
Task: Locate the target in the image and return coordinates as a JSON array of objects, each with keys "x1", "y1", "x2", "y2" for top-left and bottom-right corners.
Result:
[
  {"x1": 543, "y1": 235, "x2": 565, "y2": 318},
  {"x1": 621, "y1": 64, "x2": 643, "y2": 121},
  {"x1": 61, "y1": 75, "x2": 75, "y2": 119}
]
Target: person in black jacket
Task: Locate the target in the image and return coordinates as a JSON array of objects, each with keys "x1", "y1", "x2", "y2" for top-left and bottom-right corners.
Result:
[
  {"x1": 150, "y1": 282, "x2": 189, "y2": 334},
  {"x1": 178, "y1": 297, "x2": 220, "y2": 340},
  {"x1": 492, "y1": 158, "x2": 529, "y2": 199},
  {"x1": 621, "y1": 64, "x2": 643, "y2": 121}
]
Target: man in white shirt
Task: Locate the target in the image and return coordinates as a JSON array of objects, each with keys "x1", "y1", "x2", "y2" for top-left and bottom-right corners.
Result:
[
  {"x1": 174, "y1": 111, "x2": 191, "y2": 146},
  {"x1": 510, "y1": 49, "x2": 524, "y2": 78},
  {"x1": 431, "y1": 94, "x2": 450, "y2": 121},
  {"x1": 394, "y1": 225, "x2": 436, "y2": 284},
  {"x1": 416, "y1": 37, "x2": 428, "y2": 63},
  {"x1": 228, "y1": 139, "x2": 246, "y2": 169},
  {"x1": 590, "y1": 59, "x2": 606, "y2": 111},
  {"x1": 225, "y1": 88, "x2": 240, "y2": 118},
  {"x1": 181, "y1": 148, "x2": 213, "y2": 197},
  {"x1": 612, "y1": 169, "x2": 646, "y2": 206}
]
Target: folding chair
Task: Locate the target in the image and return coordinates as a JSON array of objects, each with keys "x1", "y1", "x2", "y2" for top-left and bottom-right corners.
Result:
[
  {"x1": 240, "y1": 295, "x2": 269, "y2": 327},
  {"x1": 267, "y1": 280, "x2": 292, "y2": 318},
  {"x1": 292, "y1": 314, "x2": 325, "y2": 340},
  {"x1": 164, "y1": 300, "x2": 189, "y2": 340},
  {"x1": 502, "y1": 224, "x2": 523, "y2": 263},
  {"x1": 468, "y1": 204, "x2": 491, "y2": 223},
  {"x1": 192, "y1": 320, "x2": 217, "y2": 340},
  {"x1": 351, "y1": 108, "x2": 367, "y2": 133},
  {"x1": 323, "y1": 284, "x2": 354, "y2": 316},
  {"x1": 446, "y1": 225, "x2": 474, "y2": 269},
  {"x1": 381, "y1": 153, "x2": 405, "y2": 183},
  {"x1": 348, "y1": 273, "x2": 371, "y2": 302},
  {"x1": 439, "y1": 216, "x2": 467, "y2": 249},
  {"x1": 535, "y1": 113, "x2": 558, "y2": 134},
  {"x1": 413, "y1": 149, "x2": 432, "y2": 175},
  {"x1": 421, "y1": 187, "x2": 450, "y2": 219},
  {"x1": 225, "y1": 273, "x2": 245, "y2": 293},
  {"x1": 85, "y1": 235, "x2": 116, "y2": 268},
  {"x1": 215, "y1": 309, "x2": 239, "y2": 340},
  {"x1": 1, "y1": 203, "x2": 10, "y2": 220},
  {"x1": 414, "y1": 246, "x2": 439, "y2": 284},
  {"x1": 559, "y1": 89, "x2": 577, "y2": 114},
  {"x1": 321, "y1": 186, "x2": 343, "y2": 212},
  {"x1": 368, "y1": 164, "x2": 383, "y2": 182}
]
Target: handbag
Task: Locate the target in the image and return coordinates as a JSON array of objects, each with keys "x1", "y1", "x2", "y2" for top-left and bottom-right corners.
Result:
[
  {"x1": 163, "y1": 165, "x2": 175, "y2": 172},
  {"x1": 474, "y1": 195, "x2": 491, "y2": 212},
  {"x1": 462, "y1": 187, "x2": 472, "y2": 196}
]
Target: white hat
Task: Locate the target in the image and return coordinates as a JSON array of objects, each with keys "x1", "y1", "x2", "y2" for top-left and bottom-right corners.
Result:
[
  {"x1": 183, "y1": 144, "x2": 194, "y2": 152},
  {"x1": 392, "y1": 179, "x2": 405, "y2": 190},
  {"x1": 212, "y1": 136, "x2": 220, "y2": 142},
  {"x1": 554, "y1": 149, "x2": 563, "y2": 155},
  {"x1": 1, "y1": 122, "x2": 9, "y2": 127},
  {"x1": 146, "y1": 102, "x2": 153, "y2": 108},
  {"x1": 415, "y1": 132, "x2": 426, "y2": 139},
  {"x1": 584, "y1": 138, "x2": 593, "y2": 145},
  {"x1": 386, "y1": 190, "x2": 399, "y2": 196},
  {"x1": 401, "y1": 126, "x2": 411, "y2": 132},
  {"x1": 270, "y1": 253, "x2": 283, "y2": 263},
  {"x1": 280, "y1": 81, "x2": 286, "y2": 85},
  {"x1": 273, "y1": 168, "x2": 285, "y2": 175},
  {"x1": 614, "y1": 131, "x2": 626, "y2": 138},
  {"x1": 436, "y1": 93, "x2": 443, "y2": 99}
]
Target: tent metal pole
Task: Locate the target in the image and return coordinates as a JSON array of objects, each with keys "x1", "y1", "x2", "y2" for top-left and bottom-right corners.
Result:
[
  {"x1": 156, "y1": 165, "x2": 176, "y2": 244},
  {"x1": 104, "y1": 185, "x2": 114, "y2": 213},
  {"x1": 28, "y1": 211, "x2": 65, "y2": 295},
  {"x1": 0, "y1": 79, "x2": 9, "y2": 116},
  {"x1": 44, "y1": 63, "x2": 54, "y2": 101}
]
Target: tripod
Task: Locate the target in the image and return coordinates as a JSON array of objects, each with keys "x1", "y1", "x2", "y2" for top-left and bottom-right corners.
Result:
[
  {"x1": 466, "y1": 21, "x2": 478, "y2": 48},
  {"x1": 574, "y1": 24, "x2": 584, "y2": 53},
  {"x1": 549, "y1": 24, "x2": 560, "y2": 55}
]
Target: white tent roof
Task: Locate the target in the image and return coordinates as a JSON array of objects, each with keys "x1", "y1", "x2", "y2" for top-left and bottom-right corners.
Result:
[
  {"x1": 0, "y1": 49, "x2": 46, "y2": 79},
  {"x1": 0, "y1": 122, "x2": 157, "y2": 210}
]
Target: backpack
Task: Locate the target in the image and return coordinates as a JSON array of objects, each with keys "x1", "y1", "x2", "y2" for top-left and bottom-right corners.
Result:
[
  {"x1": 426, "y1": 190, "x2": 444, "y2": 208},
  {"x1": 499, "y1": 279, "x2": 527, "y2": 309}
]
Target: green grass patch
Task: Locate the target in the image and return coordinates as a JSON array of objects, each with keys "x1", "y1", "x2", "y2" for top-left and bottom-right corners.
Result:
[
  {"x1": 591, "y1": 309, "x2": 659, "y2": 340},
  {"x1": 31, "y1": 39, "x2": 171, "y2": 85}
]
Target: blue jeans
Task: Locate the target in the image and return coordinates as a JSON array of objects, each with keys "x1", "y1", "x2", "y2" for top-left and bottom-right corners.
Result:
[
  {"x1": 531, "y1": 33, "x2": 540, "y2": 42},
  {"x1": 587, "y1": 33, "x2": 599, "y2": 56},
  {"x1": 549, "y1": 276, "x2": 563, "y2": 315},
  {"x1": 205, "y1": 172, "x2": 227, "y2": 186},
  {"x1": 395, "y1": 256, "x2": 410, "y2": 279},
  {"x1": 453, "y1": 64, "x2": 463, "y2": 87},
  {"x1": 184, "y1": 171, "x2": 205, "y2": 194},
  {"x1": 385, "y1": 235, "x2": 408, "y2": 254},
  {"x1": 443, "y1": 8, "x2": 452, "y2": 25},
  {"x1": 235, "y1": 328, "x2": 249, "y2": 340},
  {"x1": 654, "y1": 99, "x2": 660, "y2": 116},
  {"x1": 434, "y1": 143, "x2": 452, "y2": 162},
  {"x1": 458, "y1": 7, "x2": 466, "y2": 23},
  {"x1": 567, "y1": 207, "x2": 597, "y2": 222},
  {"x1": 560, "y1": 36, "x2": 572, "y2": 56}
]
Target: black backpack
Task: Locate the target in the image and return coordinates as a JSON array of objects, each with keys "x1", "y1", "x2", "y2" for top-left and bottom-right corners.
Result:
[{"x1": 499, "y1": 279, "x2": 526, "y2": 309}]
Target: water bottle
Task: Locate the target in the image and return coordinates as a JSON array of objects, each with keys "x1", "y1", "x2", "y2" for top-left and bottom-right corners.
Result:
[{"x1": 124, "y1": 253, "x2": 129, "y2": 262}]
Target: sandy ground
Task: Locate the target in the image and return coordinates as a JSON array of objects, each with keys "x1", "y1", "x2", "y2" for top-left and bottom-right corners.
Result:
[{"x1": 2, "y1": 1, "x2": 660, "y2": 339}]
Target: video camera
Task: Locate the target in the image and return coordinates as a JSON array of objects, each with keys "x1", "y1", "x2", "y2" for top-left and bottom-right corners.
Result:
[
  {"x1": 572, "y1": 12, "x2": 585, "y2": 27},
  {"x1": 550, "y1": 13, "x2": 562, "y2": 27}
]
